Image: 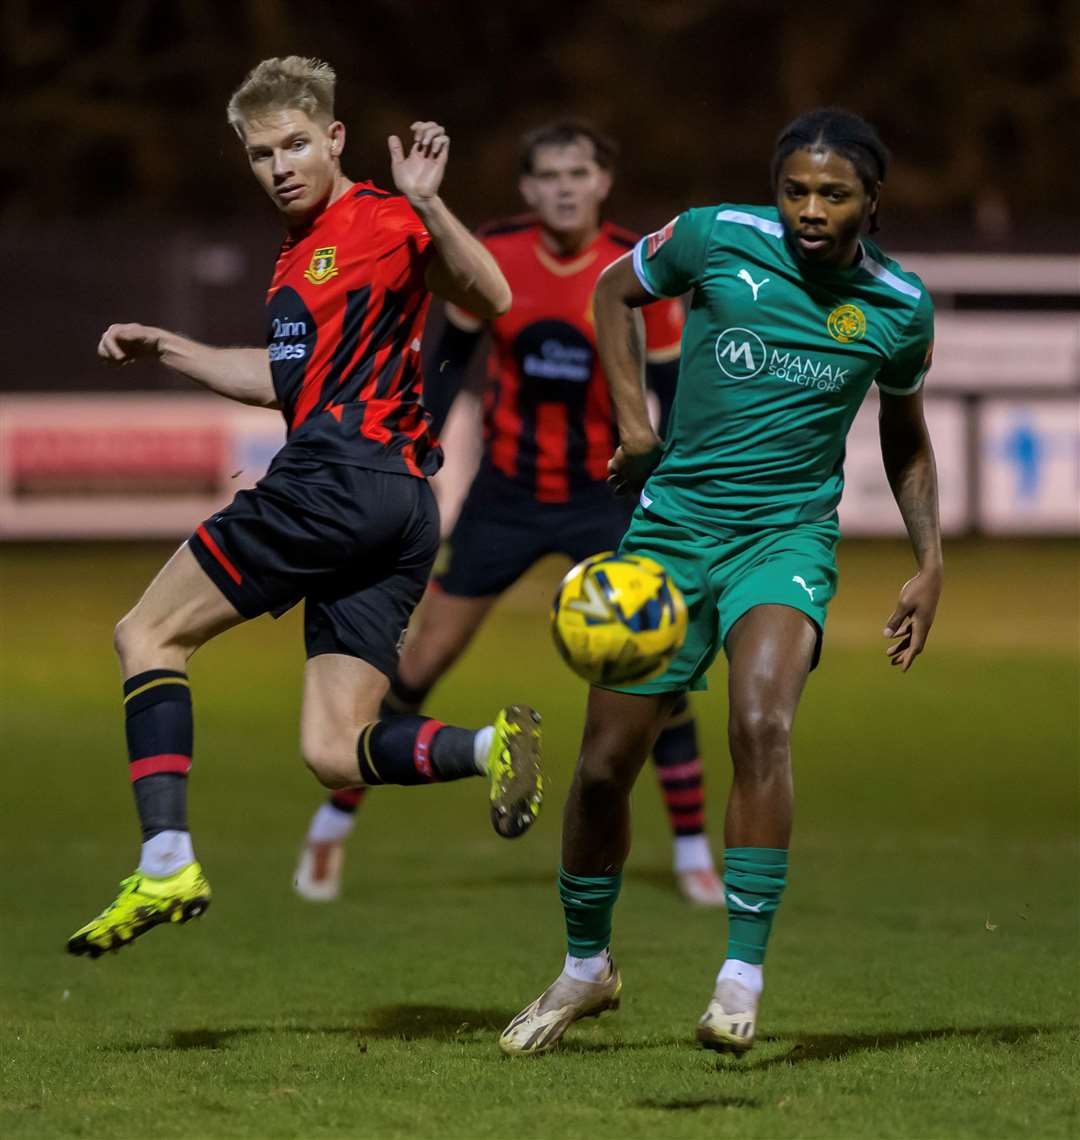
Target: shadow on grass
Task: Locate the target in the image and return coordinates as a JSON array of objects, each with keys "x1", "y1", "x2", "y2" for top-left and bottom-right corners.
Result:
[
  {"x1": 357, "y1": 1003, "x2": 519, "y2": 1041},
  {"x1": 554, "y1": 1035, "x2": 688, "y2": 1055},
  {"x1": 112, "y1": 1003, "x2": 519, "y2": 1052},
  {"x1": 739, "y1": 1023, "x2": 1073, "y2": 1070},
  {"x1": 638, "y1": 1094, "x2": 762, "y2": 1111},
  {"x1": 118, "y1": 1014, "x2": 1074, "y2": 1065}
]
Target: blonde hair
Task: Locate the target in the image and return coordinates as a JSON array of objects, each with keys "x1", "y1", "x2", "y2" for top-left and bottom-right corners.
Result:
[{"x1": 227, "y1": 56, "x2": 337, "y2": 134}]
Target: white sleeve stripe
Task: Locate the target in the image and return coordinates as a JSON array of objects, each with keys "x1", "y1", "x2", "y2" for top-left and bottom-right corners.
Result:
[
  {"x1": 860, "y1": 253, "x2": 922, "y2": 300},
  {"x1": 877, "y1": 371, "x2": 927, "y2": 396},
  {"x1": 715, "y1": 209, "x2": 785, "y2": 237},
  {"x1": 632, "y1": 238, "x2": 667, "y2": 298}
]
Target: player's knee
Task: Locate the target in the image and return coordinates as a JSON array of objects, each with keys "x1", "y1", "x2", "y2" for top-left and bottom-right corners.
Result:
[
  {"x1": 571, "y1": 760, "x2": 626, "y2": 815},
  {"x1": 113, "y1": 611, "x2": 155, "y2": 668},
  {"x1": 576, "y1": 729, "x2": 644, "y2": 797},
  {"x1": 300, "y1": 726, "x2": 364, "y2": 790},
  {"x1": 302, "y1": 748, "x2": 361, "y2": 790},
  {"x1": 114, "y1": 608, "x2": 191, "y2": 669},
  {"x1": 728, "y1": 705, "x2": 792, "y2": 770}
]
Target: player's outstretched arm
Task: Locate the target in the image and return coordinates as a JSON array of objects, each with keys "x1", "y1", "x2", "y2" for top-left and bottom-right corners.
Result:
[
  {"x1": 97, "y1": 323, "x2": 278, "y2": 408},
  {"x1": 594, "y1": 254, "x2": 663, "y2": 496},
  {"x1": 878, "y1": 388, "x2": 943, "y2": 671},
  {"x1": 388, "y1": 121, "x2": 511, "y2": 319}
]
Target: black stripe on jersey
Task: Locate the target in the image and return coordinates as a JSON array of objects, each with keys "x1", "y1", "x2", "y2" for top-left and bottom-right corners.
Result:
[
  {"x1": 330, "y1": 288, "x2": 408, "y2": 409},
  {"x1": 353, "y1": 188, "x2": 395, "y2": 200},
  {"x1": 379, "y1": 372, "x2": 426, "y2": 445},
  {"x1": 515, "y1": 400, "x2": 540, "y2": 492},
  {"x1": 564, "y1": 387, "x2": 592, "y2": 494},
  {"x1": 329, "y1": 287, "x2": 422, "y2": 408},
  {"x1": 513, "y1": 391, "x2": 589, "y2": 494},
  {"x1": 317, "y1": 286, "x2": 372, "y2": 411},
  {"x1": 375, "y1": 291, "x2": 428, "y2": 401}
]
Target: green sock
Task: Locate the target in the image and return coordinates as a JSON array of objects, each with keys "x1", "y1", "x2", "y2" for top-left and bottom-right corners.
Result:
[
  {"x1": 558, "y1": 867, "x2": 622, "y2": 958},
  {"x1": 723, "y1": 847, "x2": 788, "y2": 965}
]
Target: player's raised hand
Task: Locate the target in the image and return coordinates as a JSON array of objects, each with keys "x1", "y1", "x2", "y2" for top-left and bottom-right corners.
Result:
[
  {"x1": 97, "y1": 323, "x2": 162, "y2": 366},
  {"x1": 607, "y1": 437, "x2": 663, "y2": 497},
  {"x1": 883, "y1": 570, "x2": 942, "y2": 672},
  {"x1": 388, "y1": 121, "x2": 449, "y2": 205}
]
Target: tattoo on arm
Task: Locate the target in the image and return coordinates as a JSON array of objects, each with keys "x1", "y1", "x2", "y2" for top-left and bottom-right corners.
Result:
[
  {"x1": 895, "y1": 455, "x2": 939, "y2": 564},
  {"x1": 626, "y1": 310, "x2": 644, "y2": 362},
  {"x1": 881, "y1": 409, "x2": 942, "y2": 568}
]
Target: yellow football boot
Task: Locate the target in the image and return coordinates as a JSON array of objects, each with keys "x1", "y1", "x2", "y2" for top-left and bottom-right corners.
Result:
[
  {"x1": 66, "y1": 862, "x2": 211, "y2": 958},
  {"x1": 487, "y1": 705, "x2": 543, "y2": 838}
]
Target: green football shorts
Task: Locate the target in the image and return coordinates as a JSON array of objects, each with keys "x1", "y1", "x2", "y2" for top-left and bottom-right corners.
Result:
[{"x1": 614, "y1": 507, "x2": 841, "y2": 694}]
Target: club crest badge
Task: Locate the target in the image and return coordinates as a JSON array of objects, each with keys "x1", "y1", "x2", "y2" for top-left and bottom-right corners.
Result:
[
  {"x1": 826, "y1": 303, "x2": 867, "y2": 343},
  {"x1": 303, "y1": 246, "x2": 338, "y2": 285}
]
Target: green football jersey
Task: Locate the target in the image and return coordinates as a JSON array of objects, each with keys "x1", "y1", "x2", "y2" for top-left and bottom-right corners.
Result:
[{"x1": 631, "y1": 204, "x2": 934, "y2": 531}]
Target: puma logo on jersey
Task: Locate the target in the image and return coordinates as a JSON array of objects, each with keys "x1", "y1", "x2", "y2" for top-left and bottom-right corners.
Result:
[
  {"x1": 737, "y1": 268, "x2": 770, "y2": 300},
  {"x1": 792, "y1": 575, "x2": 816, "y2": 600}
]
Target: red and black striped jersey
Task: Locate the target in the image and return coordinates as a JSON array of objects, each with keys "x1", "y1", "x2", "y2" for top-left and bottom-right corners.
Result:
[
  {"x1": 266, "y1": 181, "x2": 440, "y2": 477},
  {"x1": 448, "y1": 218, "x2": 683, "y2": 503}
]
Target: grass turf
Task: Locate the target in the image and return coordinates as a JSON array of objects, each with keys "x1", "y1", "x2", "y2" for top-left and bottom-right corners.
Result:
[{"x1": 1, "y1": 539, "x2": 1077, "y2": 1139}]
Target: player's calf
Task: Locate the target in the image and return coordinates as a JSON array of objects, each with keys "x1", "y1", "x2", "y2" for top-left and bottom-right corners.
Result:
[{"x1": 302, "y1": 708, "x2": 544, "y2": 838}]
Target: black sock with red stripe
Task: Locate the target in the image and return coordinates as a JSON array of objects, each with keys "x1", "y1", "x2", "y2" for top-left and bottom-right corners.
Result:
[
  {"x1": 123, "y1": 669, "x2": 193, "y2": 840},
  {"x1": 357, "y1": 715, "x2": 478, "y2": 786},
  {"x1": 329, "y1": 787, "x2": 367, "y2": 813},
  {"x1": 653, "y1": 696, "x2": 706, "y2": 838}
]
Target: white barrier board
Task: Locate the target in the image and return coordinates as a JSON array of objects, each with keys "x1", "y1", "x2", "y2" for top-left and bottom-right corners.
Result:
[
  {"x1": 838, "y1": 394, "x2": 969, "y2": 536},
  {"x1": 978, "y1": 398, "x2": 1080, "y2": 533},
  {"x1": 929, "y1": 314, "x2": 1079, "y2": 390},
  {"x1": 0, "y1": 395, "x2": 285, "y2": 539},
  {"x1": 1, "y1": 392, "x2": 1077, "y2": 538}
]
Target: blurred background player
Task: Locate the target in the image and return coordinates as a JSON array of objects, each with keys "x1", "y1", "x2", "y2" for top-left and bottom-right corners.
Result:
[
  {"x1": 67, "y1": 57, "x2": 543, "y2": 959},
  {"x1": 294, "y1": 121, "x2": 727, "y2": 907},
  {"x1": 500, "y1": 108, "x2": 942, "y2": 1056}
]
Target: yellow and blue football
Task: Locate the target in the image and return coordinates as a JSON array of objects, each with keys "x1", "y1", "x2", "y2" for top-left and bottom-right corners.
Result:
[{"x1": 550, "y1": 552, "x2": 688, "y2": 686}]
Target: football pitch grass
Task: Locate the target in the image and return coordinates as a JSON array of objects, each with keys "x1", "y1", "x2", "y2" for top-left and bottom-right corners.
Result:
[{"x1": 1, "y1": 539, "x2": 1077, "y2": 1139}]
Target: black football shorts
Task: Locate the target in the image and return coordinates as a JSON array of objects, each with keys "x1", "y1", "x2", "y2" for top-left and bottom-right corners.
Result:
[
  {"x1": 434, "y1": 462, "x2": 633, "y2": 598},
  {"x1": 190, "y1": 448, "x2": 438, "y2": 678}
]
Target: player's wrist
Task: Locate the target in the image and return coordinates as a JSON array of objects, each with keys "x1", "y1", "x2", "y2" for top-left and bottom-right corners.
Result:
[
  {"x1": 620, "y1": 429, "x2": 661, "y2": 455},
  {"x1": 405, "y1": 192, "x2": 443, "y2": 218},
  {"x1": 150, "y1": 327, "x2": 177, "y2": 360}
]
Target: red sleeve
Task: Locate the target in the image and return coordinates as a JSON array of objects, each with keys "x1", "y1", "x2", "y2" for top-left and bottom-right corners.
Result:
[
  {"x1": 374, "y1": 196, "x2": 434, "y2": 290},
  {"x1": 642, "y1": 296, "x2": 684, "y2": 360}
]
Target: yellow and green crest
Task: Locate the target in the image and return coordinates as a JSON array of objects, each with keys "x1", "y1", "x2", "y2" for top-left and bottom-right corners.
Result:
[
  {"x1": 303, "y1": 246, "x2": 338, "y2": 285},
  {"x1": 826, "y1": 303, "x2": 866, "y2": 343}
]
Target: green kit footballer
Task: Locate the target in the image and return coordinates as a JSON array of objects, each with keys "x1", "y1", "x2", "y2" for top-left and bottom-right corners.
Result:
[{"x1": 500, "y1": 108, "x2": 942, "y2": 1055}]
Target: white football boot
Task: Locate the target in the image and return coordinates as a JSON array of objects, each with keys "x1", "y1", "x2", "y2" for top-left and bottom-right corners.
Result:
[
  {"x1": 293, "y1": 840, "x2": 344, "y2": 902},
  {"x1": 499, "y1": 961, "x2": 622, "y2": 1056},
  {"x1": 676, "y1": 865, "x2": 727, "y2": 906},
  {"x1": 695, "y1": 977, "x2": 759, "y2": 1052}
]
